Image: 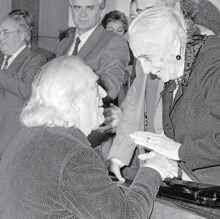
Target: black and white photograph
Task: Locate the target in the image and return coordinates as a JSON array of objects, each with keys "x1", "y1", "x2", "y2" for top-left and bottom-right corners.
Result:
[{"x1": 0, "y1": 0, "x2": 220, "y2": 218}]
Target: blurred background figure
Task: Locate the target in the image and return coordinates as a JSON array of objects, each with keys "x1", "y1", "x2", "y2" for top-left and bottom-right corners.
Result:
[
  {"x1": 101, "y1": 10, "x2": 128, "y2": 36},
  {"x1": 181, "y1": 0, "x2": 220, "y2": 35},
  {"x1": 101, "y1": 10, "x2": 132, "y2": 106},
  {"x1": 0, "y1": 12, "x2": 46, "y2": 160},
  {"x1": 8, "y1": 9, "x2": 55, "y2": 61},
  {"x1": 135, "y1": 0, "x2": 216, "y2": 35}
]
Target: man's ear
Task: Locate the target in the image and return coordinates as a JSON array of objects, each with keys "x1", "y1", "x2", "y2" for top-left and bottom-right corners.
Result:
[{"x1": 20, "y1": 32, "x2": 27, "y2": 44}]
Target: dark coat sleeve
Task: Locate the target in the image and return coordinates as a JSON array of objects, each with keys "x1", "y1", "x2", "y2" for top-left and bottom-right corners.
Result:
[
  {"x1": 179, "y1": 42, "x2": 220, "y2": 170},
  {"x1": 0, "y1": 53, "x2": 46, "y2": 99},
  {"x1": 59, "y1": 146, "x2": 161, "y2": 219},
  {"x1": 97, "y1": 35, "x2": 130, "y2": 101}
]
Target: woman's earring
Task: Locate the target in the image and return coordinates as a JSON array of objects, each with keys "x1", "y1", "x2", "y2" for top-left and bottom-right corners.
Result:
[{"x1": 176, "y1": 55, "x2": 181, "y2": 60}]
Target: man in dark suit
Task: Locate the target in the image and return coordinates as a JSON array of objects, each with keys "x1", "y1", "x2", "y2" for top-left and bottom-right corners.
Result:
[
  {"x1": 0, "y1": 13, "x2": 46, "y2": 159},
  {"x1": 56, "y1": 0, "x2": 130, "y2": 147},
  {"x1": 57, "y1": 0, "x2": 130, "y2": 102}
]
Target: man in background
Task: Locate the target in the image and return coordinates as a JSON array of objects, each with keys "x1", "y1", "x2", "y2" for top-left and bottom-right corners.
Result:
[
  {"x1": 0, "y1": 13, "x2": 46, "y2": 159},
  {"x1": 56, "y1": 0, "x2": 130, "y2": 147}
]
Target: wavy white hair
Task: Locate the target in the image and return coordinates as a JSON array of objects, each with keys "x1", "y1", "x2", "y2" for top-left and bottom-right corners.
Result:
[
  {"x1": 20, "y1": 56, "x2": 98, "y2": 128},
  {"x1": 129, "y1": 4, "x2": 187, "y2": 50}
]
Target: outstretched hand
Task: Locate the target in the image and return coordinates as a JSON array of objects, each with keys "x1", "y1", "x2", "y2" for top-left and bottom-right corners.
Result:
[{"x1": 130, "y1": 131, "x2": 181, "y2": 160}]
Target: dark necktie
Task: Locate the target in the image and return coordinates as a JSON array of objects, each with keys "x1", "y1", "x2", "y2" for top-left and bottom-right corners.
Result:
[
  {"x1": 72, "y1": 37, "x2": 81, "y2": 55},
  {"x1": 2, "y1": 56, "x2": 11, "y2": 70},
  {"x1": 162, "y1": 80, "x2": 176, "y2": 138}
]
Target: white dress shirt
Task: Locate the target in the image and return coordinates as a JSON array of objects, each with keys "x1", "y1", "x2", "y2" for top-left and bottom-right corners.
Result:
[
  {"x1": 67, "y1": 25, "x2": 98, "y2": 55},
  {"x1": 1, "y1": 45, "x2": 26, "y2": 70}
]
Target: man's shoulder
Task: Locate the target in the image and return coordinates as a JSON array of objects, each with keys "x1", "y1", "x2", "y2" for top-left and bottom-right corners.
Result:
[
  {"x1": 18, "y1": 47, "x2": 46, "y2": 61},
  {"x1": 103, "y1": 28, "x2": 127, "y2": 43},
  {"x1": 93, "y1": 24, "x2": 127, "y2": 44}
]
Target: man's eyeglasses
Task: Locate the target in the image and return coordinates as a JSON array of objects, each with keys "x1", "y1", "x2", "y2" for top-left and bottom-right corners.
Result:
[{"x1": 0, "y1": 30, "x2": 18, "y2": 38}]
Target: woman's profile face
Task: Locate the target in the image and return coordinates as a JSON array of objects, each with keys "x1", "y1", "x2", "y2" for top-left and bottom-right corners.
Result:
[
  {"x1": 106, "y1": 20, "x2": 125, "y2": 36},
  {"x1": 131, "y1": 34, "x2": 182, "y2": 82}
]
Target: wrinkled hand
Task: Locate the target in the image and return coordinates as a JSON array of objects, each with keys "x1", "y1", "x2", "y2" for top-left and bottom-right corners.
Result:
[
  {"x1": 139, "y1": 151, "x2": 179, "y2": 180},
  {"x1": 130, "y1": 131, "x2": 181, "y2": 160},
  {"x1": 96, "y1": 103, "x2": 122, "y2": 134},
  {"x1": 110, "y1": 159, "x2": 125, "y2": 182}
]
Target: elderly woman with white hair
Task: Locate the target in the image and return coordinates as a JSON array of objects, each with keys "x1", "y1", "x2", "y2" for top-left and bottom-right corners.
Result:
[
  {"x1": 129, "y1": 4, "x2": 220, "y2": 185},
  {"x1": 0, "y1": 56, "x2": 178, "y2": 218}
]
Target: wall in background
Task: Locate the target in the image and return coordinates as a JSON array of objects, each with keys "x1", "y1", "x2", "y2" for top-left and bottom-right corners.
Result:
[
  {"x1": 106, "y1": 0, "x2": 130, "y2": 16},
  {"x1": 0, "y1": 0, "x2": 11, "y2": 20},
  {"x1": 38, "y1": 0, "x2": 69, "y2": 53}
]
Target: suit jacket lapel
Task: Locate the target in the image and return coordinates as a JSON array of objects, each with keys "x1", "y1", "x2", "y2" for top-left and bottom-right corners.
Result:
[
  {"x1": 63, "y1": 37, "x2": 75, "y2": 55},
  {"x1": 0, "y1": 53, "x2": 4, "y2": 66},
  {"x1": 78, "y1": 25, "x2": 104, "y2": 59},
  {"x1": 161, "y1": 81, "x2": 175, "y2": 117},
  {"x1": 161, "y1": 81, "x2": 184, "y2": 114},
  {"x1": 7, "y1": 48, "x2": 31, "y2": 74}
]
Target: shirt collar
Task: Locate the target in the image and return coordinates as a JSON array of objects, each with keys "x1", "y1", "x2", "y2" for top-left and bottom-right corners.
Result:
[
  {"x1": 76, "y1": 24, "x2": 98, "y2": 47},
  {"x1": 5, "y1": 45, "x2": 27, "y2": 64}
]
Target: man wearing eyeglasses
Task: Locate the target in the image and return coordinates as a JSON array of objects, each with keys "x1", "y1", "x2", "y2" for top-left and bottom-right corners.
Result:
[
  {"x1": 57, "y1": 0, "x2": 130, "y2": 149},
  {"x1": 0, "y1": 13, "x2": 46, "y2": 160}
]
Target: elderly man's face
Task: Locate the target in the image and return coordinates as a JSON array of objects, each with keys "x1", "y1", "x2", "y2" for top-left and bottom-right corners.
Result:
[
  {"x1": 130, "y1": 33, "x2": 181, "y2": 82},
  {"x1": 0, "y1": 18, "x2": 25, "y2": 56},
  {"x1": 69, "y1": 0, "x2": 104, "y2": 35},
  {"x1": 77, "y1": 83, "x2": 106, "y2": 134}
]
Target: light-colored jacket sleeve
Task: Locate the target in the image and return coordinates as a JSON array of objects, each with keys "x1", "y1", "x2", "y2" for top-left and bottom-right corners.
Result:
[{"x1": 108, "y1": 62, "x2": 147, "y2": 165}]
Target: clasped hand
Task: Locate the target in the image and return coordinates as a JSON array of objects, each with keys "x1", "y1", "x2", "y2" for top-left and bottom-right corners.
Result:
[
  {"x1": 96, "y1": 103, "x2": 122, "y2": 134},
  {"x1": 110, "y1": 151, "x2": 178, "y2": 181},
  {"x1": 139, "y1": 151, "x2": 178, "y2": 180}
]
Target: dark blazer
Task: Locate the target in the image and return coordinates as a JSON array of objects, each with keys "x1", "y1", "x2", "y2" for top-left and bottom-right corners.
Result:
[
  {"x1": 0, "y1": 48, "x2": 46, "y2": 158},
  {"x1": 56, "y1": 25, "x2": 130, "y2": 102},
  {"x1": 0, "y1": 126, "x2": 161, "y2": 218},
  {"x1": 162, "y1": 36, "x2": 220, "y2": 185}
]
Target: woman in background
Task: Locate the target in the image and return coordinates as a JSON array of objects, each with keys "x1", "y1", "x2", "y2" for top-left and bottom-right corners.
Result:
[{"x1": 102, "y1": 10, "x2": 128, "y2": 36}]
